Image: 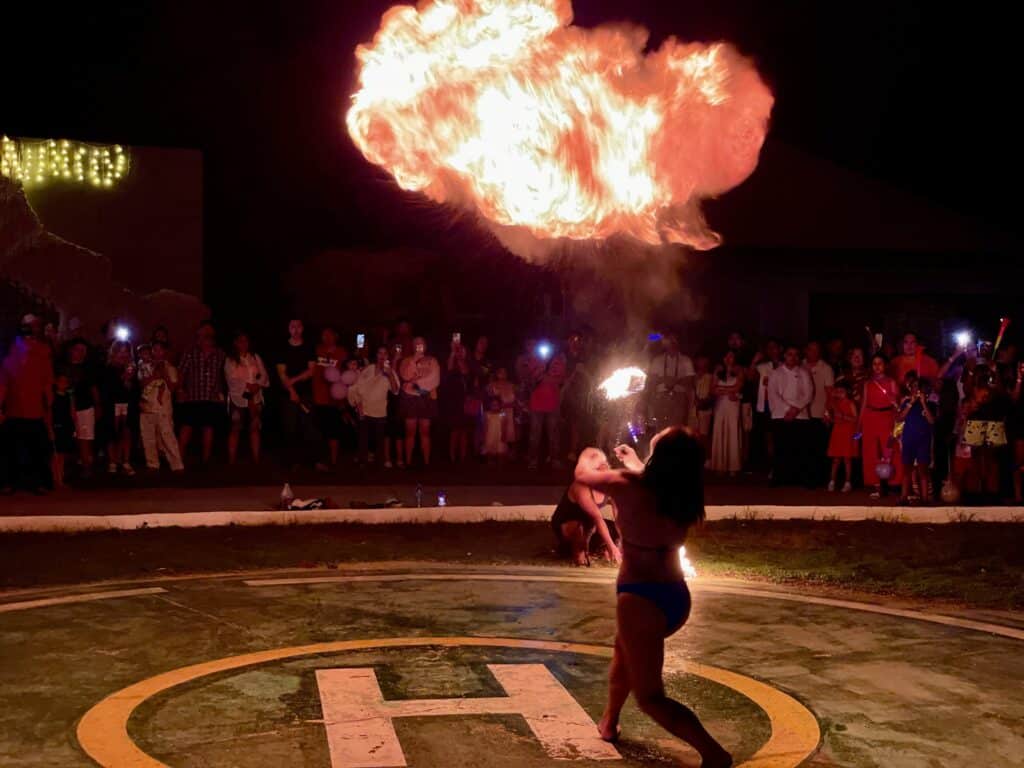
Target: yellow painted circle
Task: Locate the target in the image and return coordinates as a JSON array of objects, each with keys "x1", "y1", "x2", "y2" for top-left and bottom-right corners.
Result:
[{"x1": 77, "y1": 636, "x2": 819, "y2": 768}]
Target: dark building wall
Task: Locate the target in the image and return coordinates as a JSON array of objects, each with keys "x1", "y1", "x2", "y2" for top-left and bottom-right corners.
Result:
[{"x1": 22, "y1": 145, "x2": 203, "y2": 299}]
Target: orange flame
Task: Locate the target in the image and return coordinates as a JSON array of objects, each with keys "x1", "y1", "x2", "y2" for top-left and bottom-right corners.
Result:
[{"x1": 347, "y1": 0, "x2": 773, "y2": 249}]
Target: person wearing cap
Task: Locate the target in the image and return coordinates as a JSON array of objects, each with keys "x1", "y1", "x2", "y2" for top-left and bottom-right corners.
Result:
[{"x1": 0, "y1": 315, "x2": 54, "y2": 493}]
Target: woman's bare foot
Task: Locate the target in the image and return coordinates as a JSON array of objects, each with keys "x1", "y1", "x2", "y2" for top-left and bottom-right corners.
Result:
[{"x1": 597, "y1": 715, "x2": 620, "y2": 742}]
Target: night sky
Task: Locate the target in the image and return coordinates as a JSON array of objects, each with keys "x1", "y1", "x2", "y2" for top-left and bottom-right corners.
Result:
[{"x1": 3, "y1": 1, "x2": 1020, "y2": 324}]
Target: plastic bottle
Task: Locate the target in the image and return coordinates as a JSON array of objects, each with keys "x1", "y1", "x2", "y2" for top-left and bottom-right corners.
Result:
[
  {"x1": 437, "y1": 490, "x2": 447, "y2": 507},
  {"x1": 280, "y1": 482, "x2": 295, "y2": 510},
  {"x1": 415, "y1": 484, "x2": 423, "y2": 508}
]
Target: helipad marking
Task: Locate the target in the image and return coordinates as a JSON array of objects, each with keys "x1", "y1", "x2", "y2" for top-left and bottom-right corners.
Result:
[
  {"x1": 0, "y1": 587, "x2": 166, "y2": 613},
  {"x1": 317, "y1": 664, "x2": 620, "y2": 765},
  {"x1": 76, "y1": 637, "x2": 819, "y2": 768}
]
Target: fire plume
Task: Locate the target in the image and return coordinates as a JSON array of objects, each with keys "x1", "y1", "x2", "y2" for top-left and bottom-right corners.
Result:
[{"x1": 347, "y1": 0, "x2": 773, "y2": 249}]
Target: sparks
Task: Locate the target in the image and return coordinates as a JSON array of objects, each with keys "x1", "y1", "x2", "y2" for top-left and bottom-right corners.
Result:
[
  {"x1": 347, "y1": 0, "x2": 773, "y2": 249},
  {"x1": 598, "y1": 366, "x2": 646, "y2": 401}
]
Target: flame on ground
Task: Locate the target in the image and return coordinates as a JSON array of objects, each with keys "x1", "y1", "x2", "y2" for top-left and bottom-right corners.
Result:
[
  {"x1": 347, "y1": 0, "x2": 773, "y2": 249},
  {"x1": 598, "y1": 366, "x2": 646, "y2": 400},
  {"x1": 679, "y1": 545, "x2": 697, "y2": 579}
]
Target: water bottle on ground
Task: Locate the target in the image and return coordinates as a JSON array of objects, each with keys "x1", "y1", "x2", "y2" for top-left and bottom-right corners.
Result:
[
  {"x1": 280, "y1": 482, "x2": 295, "y2": 510},
  {"x1": 415, "y1": 484, "x2": 423, "y2": 508},
  {"x1": 437, "y1": 489, "x2": 447, "y2": 507}
]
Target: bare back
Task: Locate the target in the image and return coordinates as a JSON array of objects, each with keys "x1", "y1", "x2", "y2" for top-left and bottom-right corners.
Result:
[{"x1": 609, "y1": 477, "x2": 689, "y2": 584}]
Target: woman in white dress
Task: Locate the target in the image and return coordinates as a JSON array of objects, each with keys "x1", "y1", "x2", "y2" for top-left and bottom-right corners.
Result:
[{"x1": 711, "y1": 350, "x2": 744, "y2": 475}]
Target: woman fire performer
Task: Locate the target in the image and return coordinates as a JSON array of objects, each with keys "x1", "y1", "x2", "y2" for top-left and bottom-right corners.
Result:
[{"x1": 575, "y1": 427, "x2": 732, "y2": 768}]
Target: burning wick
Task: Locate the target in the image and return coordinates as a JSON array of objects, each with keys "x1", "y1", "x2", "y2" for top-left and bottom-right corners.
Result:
[
  {"x1": 599, "y1": 367, "x2": 647, "y2": 401},
  {"x1": 679, "y1": 546, "x2": 697, "y2": 579}
]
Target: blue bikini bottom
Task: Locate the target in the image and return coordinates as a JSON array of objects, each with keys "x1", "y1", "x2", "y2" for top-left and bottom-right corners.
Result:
[{"x1": 617, "y1": 580, "x2": 691, "y2": 633}]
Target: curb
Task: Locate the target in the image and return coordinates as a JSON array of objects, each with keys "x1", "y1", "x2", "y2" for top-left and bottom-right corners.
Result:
[{"x1": 0, "y1": 504, "x2": 1020, "y2": 532}]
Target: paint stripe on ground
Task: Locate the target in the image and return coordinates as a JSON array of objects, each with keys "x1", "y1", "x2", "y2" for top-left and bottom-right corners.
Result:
[{"x1": 0, "y1": 587, "x2": 166, "y2": 613}]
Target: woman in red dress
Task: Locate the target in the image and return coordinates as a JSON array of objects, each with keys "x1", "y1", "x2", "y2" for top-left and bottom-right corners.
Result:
[{"x1": 860, "y1": 354, "x2": 902, "y2": 498}]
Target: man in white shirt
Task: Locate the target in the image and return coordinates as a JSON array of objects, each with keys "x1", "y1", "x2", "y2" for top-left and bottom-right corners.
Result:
[
  {"x1": 768, "y1": 345, "x2": 814, "y2": 487},
  {"x1": 349, "y1": 347, "x2": 400, "y2": 466},
  {"x1": 646, "y1": 332, "x2": 695, "y2": 430},
  {"x1": 804, "y1": 341, "x2": 835, "y2": 487}
]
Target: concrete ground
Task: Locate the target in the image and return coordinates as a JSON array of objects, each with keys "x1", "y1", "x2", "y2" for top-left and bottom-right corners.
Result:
[{"x1": 1, "y1": 564, "x2": 1021, "y2": 767}]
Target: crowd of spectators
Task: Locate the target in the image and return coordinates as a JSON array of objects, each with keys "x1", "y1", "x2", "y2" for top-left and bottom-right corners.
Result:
[{"x1": 2, "y1": 312, "x2": 1022, "y2": 505}]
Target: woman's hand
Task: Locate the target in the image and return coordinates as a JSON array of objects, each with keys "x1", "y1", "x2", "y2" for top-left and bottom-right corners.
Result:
[
  {"x1": 604, "y1": 543, "x2": 622, "y2": 565},
  {"x1": 614, "y1": 443, "x2": 641, "y2": 469}
]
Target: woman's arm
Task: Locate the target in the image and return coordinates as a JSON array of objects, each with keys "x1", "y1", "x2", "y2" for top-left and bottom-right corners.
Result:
[
  {"x1": 574, "y1": 466, "x2": 633, "y2": 496},
  {"x1": 574, "y1": 487, "x2": 621, "y2": 564}
]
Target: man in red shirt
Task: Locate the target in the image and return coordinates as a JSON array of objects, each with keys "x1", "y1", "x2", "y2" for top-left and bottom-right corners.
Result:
[
  {"x1": 527, "y1": 346, "x2": 566, "y2": 470},
  {"x1": 890, "y1": 332, "x2": 939, "y2": 388},
  {"x1": 0, "y1": 315, "x2": 54, "y2": 494}
]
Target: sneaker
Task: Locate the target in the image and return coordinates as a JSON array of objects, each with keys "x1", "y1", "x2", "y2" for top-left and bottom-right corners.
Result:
[
  {"x1": 841, "y1": 482, "x2": 852, "y2": 493},
  {"x1": 121, "y1": 464, "x2": 136, "y2": 477},
  {"x1": 527, "y1": 461, "x2": 539, "y2": 471},
  {"x1": 107, "y1": 463, "x2": 118, "y2": 474},
  {"x1": 869, "y1": 491, "x2": 882, "y2": 500},
  {"x1": 384, "y1": 461, "x2": 393, "y2": 469},
  {"x1": 827, "y1": 481, "x2": 836, "y2": 492}
]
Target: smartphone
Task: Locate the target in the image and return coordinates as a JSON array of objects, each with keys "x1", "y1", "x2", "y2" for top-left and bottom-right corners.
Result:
[
  {"x1": 356, "y1": 333, "x2": 366, "y2": 349},
  {"x1": 452, "y1": 332, "x2": 461, "y2": 345}
]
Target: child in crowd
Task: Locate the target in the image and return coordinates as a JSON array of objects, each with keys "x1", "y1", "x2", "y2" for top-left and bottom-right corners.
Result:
[
  {"x1": 50, "y1": 370, "x2": 77, "y2": 489},
  {"x1": 827, "y1": 380, "x2": 858, "y2": 492},
  {"x1": 484, "y1": 367, "x2": 517, "y2": 459},
  {"x1": 897, "y1": 372, "x2": 936, "y2": 504},
  {"x1": 138, "y1": 341, "x2": 184, "y2": 472},
  {"x1": 691, "y1": 355, "x2": 714, "y2": 456},
  {"x1": 481, "y1": 394, "x2": 507, "y2": 460}
]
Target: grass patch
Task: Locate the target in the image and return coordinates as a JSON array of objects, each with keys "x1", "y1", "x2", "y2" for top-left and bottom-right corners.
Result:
[{"x1": 1, "y1": 519, "x2": 1022, "y2": 610}]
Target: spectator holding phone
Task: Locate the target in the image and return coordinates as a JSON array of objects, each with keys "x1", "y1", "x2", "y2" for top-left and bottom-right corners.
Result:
[
  {"x1": 100, "y1": 340, "x2": 137, "y2": 476},
  {"x1": 138, "y1": 340, "x2": 185, "y2": 472},
  {"x1": 399, "y1": 337, "x2": 441, "y2": 467},
  {"x1": 897, "y1": 372, "x2": 936, "y2": 504},
  {"x1": 224, "y1": 331, "x2": 268, "y2": 464},
  {"x1": 442, "y1": 339, "x2": 475, "y2": 464},
  {"x1": 348, "y1": 346, "x2": 400, "y2": 466},
  {"x1": 527, "y1": 342, "x2": 567, "y2": 471}
]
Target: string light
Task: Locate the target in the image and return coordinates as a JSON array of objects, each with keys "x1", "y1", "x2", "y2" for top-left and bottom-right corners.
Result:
[{"x1": 0, "y1": 135, "x2": 130, "y2": 189}]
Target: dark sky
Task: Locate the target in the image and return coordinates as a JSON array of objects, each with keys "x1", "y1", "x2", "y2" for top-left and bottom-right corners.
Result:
[{"x1": 3, "y1": 1, "x2": 1019, "y2": 316}]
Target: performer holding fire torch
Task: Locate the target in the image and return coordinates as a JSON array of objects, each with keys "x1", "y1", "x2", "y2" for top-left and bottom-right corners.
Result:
[{"x1": 575, "y1": 427, "x2": 732, "y2": 768}]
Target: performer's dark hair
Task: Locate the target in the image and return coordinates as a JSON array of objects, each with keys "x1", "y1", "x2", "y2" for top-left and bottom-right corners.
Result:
[{"x1": 641, "y1": 427, "x2": 705, "y2": 527}]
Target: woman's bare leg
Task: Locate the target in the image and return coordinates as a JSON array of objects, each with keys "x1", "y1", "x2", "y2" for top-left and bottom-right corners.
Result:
[
  {"x1": 250, "y1": 425, "x2": 261, "y2": 463},
  {"x1": 404, "y1": 419, "x2": 417, "y2": 466},
  {"x1": 617, "y1": 594, "x2": 731, "y2": 766},
  {"x1": 419, "y1": 419, "x2": 432, "y2": 465},
  {"x1": 228, "y1": 425, "x2": 241, "y2": 464},
  {"x1": 560, "y1": 521, "x2": 589, "y2": 566},
  {"x1": 599, "y1": 635, "x2": 630, "y2": 741}
]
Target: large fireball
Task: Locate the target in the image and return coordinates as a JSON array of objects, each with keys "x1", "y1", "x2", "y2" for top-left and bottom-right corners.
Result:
[{"x1": 347, "y1": 0, "x2": 773, "y2": 250}]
